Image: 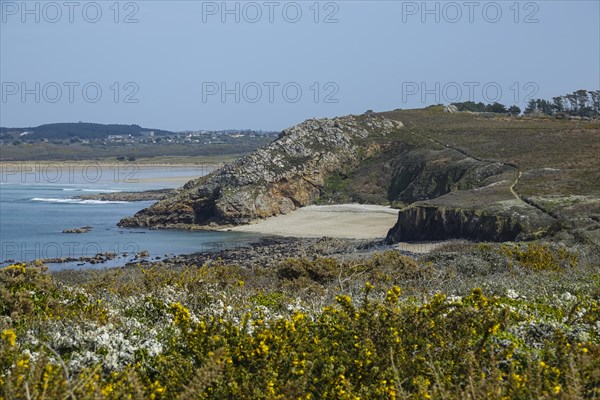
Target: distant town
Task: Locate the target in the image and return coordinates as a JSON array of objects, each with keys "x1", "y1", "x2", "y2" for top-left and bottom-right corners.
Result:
[
  {"x1": 0, "y1": 128, "x2": 279, "y2": 147},
  {"x1": 0, "y1": 123, "x2": 281, "y2": 161}
]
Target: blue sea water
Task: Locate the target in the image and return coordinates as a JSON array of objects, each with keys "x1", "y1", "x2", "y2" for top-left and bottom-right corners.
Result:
[{"x1": 0, "y1": 165, "x2": 260, "y2": 270}]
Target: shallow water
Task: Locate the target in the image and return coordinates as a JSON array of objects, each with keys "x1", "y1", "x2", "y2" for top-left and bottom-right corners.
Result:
[{"x1": 0, "y1": 166, "x2": 260, "y2": 270}]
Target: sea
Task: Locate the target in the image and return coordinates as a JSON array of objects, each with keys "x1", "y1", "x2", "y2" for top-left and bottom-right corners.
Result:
[{"x1": 0, "y1": 163, "x2": 260, "y2": 270}]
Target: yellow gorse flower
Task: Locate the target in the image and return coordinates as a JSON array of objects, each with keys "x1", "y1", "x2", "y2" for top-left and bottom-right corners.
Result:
[
  {"x1": 170, "y1": 302, "x2": 191, "y2": 325},
  {"x1": 1, "y1": 329, "x2": 16, "y2": 347}
]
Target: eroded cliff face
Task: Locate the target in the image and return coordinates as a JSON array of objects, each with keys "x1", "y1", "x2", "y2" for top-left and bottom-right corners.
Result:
[
  {"x1": 385, "y1": 205, "x2": 525, "y2": 243},
  {"x1": 118, "y1": 115, "x2": 404, "y2": 228}
]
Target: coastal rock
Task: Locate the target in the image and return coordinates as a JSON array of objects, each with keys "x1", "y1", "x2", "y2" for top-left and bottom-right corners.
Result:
[
  {"x1": 63, "y1": 226, "x2": 93, "y2": 234},
  {"x1": 137, "y1": 250, "x2": 150, "y2": 258},
  {"x1": 386, "y1": 205, "x2": 523, "y2": 243},
  {"x1": 75, "y1": 189, "x2": 175, "y2": 202},
  {"x1": 119, "y1": 115, "x2": 404, "y2": 228},
  {"x1": 385, "y1": 185, "x2": 558, "y2": 243},
  {"x1": 26, "y1": 252, "x2": 117, "y2": 265}
]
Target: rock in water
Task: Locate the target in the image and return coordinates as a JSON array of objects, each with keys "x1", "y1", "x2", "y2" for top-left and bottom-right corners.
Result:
[{"x1": 62, "y1": 226, "x2": 93, "y2": 234}]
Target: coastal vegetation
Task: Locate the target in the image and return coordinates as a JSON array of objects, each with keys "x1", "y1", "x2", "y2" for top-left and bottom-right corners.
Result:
[
  {"x1": 523, "y1": 90, "x2": 600, "y2": 118},
  {"x1": 2, "y1": 104, "x2": 599, "y2": 398},
  {"x1": 1, "y1": 240, "x2": 598, "y2": 399}
]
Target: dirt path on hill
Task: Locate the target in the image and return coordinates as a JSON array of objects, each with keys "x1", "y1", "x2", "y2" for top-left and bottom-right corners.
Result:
[{"x1": 410, "y1": 129, "x2": 557, "y2": 219}]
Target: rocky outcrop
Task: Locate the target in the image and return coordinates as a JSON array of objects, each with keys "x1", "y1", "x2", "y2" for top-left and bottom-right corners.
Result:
[
  {"x1": 23, "y1": 252, "x2": 117, "y2": 265},
  {"x1": 386, "y1": 148, "x2": 514, "y2": 204},
  {"x1": 385, "y1": 182, "x2": 559, "y2": 243},
  {"x1": 385, "y1": 206, "x2": 524, "y2": 243},
  {"x1": 443, "y1": 104, "x2": 459, "y2": 113},
  {"x1": 119, "y1": 115, "x2": 404, "y2": 228},
  {"x1": 76, "y1": 189, "x2": 175, "y2": 202},
  {"x1": 62, "y1": 226, "x2": 93, "y2": 234}
]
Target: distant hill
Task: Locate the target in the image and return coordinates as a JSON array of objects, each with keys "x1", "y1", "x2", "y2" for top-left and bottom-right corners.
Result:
[{"x1": 0, "y1": 123, "x2": 173, "y2": 140}]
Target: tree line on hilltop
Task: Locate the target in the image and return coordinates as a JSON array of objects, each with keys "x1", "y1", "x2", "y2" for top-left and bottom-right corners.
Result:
[
  {"x1": 451, "y1": 89, "x2": 599, "y2": 118},
  {"x1": 451, "y1": 101, "x2": 521, "y2": 114},
  {"x1": 524, "y1": 89, "x2": 600, "y2": 118}
]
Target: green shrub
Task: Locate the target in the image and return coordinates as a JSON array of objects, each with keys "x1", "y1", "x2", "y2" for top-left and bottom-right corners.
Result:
[
  {"x1": 501, "y1": 243, "x2": 579, "y2": 271},
  {"x1": 1, "y1": 247, "x2": 598, "y2": 399}
]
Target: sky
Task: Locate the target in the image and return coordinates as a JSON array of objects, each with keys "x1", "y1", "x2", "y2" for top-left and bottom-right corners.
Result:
[{"x1": 1, "y1": 0, "x2": 599, "y2": 131}]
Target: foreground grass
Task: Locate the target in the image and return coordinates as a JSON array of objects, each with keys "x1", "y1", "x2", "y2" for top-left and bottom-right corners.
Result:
[{"x1": 1, "y1": 243, "x2": 599, "y2": 399}]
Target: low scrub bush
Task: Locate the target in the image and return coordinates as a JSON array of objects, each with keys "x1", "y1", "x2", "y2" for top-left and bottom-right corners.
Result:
[{"x1": 1, "y1": 242, "x2": 598, "y2": 399}]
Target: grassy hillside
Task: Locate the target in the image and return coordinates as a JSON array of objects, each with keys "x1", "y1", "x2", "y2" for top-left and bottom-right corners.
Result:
[
  {"x1": 320, "y1": 107, "x2": 599, "y2": 203},
  {"x1": 382, "y1": 108, "x2": 599, "y2": 197}
]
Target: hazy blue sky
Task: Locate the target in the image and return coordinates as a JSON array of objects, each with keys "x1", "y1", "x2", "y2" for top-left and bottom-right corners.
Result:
[{"x1": 1, "y1": 0, "x2": 599, "y2": 131}]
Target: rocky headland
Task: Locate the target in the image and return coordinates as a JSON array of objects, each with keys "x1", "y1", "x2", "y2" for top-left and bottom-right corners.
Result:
[
  {"x1": 117, "y1": 108, "x2": 600, "y2": 244},
  {"x1": 119, "y1": 115, "x2": 404, "y2": 228}
]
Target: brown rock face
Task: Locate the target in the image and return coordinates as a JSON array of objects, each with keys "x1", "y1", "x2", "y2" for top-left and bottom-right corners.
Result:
[
  {"x1": 385, "y1": 205, "x2": 525, "y2": 243},
  {"x1": 118, "y1": 115, "x2": 404, "y2": 229}
]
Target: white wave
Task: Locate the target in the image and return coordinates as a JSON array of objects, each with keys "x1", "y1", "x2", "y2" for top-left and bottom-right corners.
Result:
[
  {"x1": 61, "y1": 188, "x2": 122, "y2": 193},
  {"x1": 79, "y1": 199, "x2": 129, "y2": 204},
  {"x1": 82, "y1": 189, "x2": 122, "y2": 193},
  {"x1": 31, "y1": 197, "x2": 128, "y2": 204}
]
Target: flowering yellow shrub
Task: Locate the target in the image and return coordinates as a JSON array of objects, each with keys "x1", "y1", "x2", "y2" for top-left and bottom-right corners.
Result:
[
  {"x1": 0, "y1": 252, "x2": 598, "y2": 399},
  {"x1": 501, "y1": 243, "x2": 579, "y2": 271}
]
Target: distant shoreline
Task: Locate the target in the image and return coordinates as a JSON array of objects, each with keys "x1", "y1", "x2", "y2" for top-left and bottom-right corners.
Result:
[
  {"x1": 0, "y1": 153, "x2": 240, "y2": 166},
  {"x1": 0, "y1": 160, "x2": 222, "y2": 186},
  {"x1": 0, "y1": 161, "x2": 224, "y2": 168}
]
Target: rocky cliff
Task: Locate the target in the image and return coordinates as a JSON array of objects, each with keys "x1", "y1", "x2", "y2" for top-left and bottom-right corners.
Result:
[
  {"x1": 118, "y1": 115, "x2": 404, "y2": 228},
  {"x1": 119, "y1": 108, "x2": 598, "y2": 243},
  {"x1": 383, "y1": 156, "x2": 558, "y2": 243},
  {"x1": 386, "y1": 205, "x2": 529, "y2": 243}
]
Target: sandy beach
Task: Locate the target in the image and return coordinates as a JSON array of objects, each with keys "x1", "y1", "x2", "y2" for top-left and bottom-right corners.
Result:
[
  {"x1": 227, "y1": 204, "x2": 447, "y2": 253},
  {"x1": 227, "y1": 204, "x2": 399, "y2": 239}
]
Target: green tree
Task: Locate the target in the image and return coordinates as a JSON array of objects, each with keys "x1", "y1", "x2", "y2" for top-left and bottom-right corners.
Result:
[
  {"x1": 589, "y1": 90, "x2": 600, "y2": 114},
  {"x1": 552, "y1": 97, "x2": 564, "y2": 113},
  {"x1": 524, "y1": 99, "x2": 537, "y2": 114},
  {"x1": 576, "y1": 90, "x2": 590, "y2": 116},
  {"x1": 485, "y1": 102, "x2": 508, "y2": 113},
  {"x1": 508, "y1": 105, "x2": 521, "y2": 115},
  {"x1": 566, "y1": 93, "x2": 578, "y2": 114}
]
